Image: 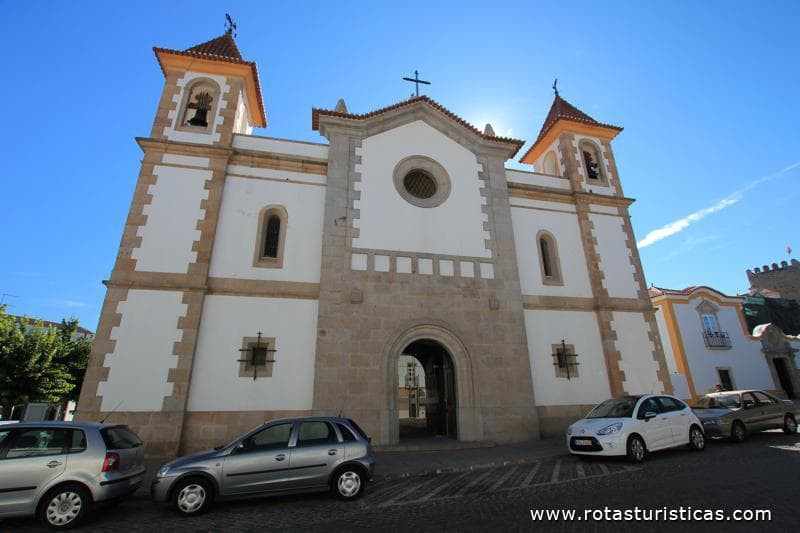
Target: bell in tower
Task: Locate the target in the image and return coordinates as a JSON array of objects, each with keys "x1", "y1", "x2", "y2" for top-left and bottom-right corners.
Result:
[{"x1": 187, "y1": 91, "x2": 213, "y2": 127}]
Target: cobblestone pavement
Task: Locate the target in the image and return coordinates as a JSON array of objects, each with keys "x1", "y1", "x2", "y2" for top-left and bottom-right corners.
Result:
[{"x1": 4, "y1": 431, "x2": 799, "y2": 532}]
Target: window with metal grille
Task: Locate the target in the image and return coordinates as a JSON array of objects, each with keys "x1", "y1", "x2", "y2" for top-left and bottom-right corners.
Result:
[
  {"x1": 403, "y1": 170, "x2": 437, "y2": 199},
  {"x1": 264, "y1": 215, "x2": 281, "y2": 258}
]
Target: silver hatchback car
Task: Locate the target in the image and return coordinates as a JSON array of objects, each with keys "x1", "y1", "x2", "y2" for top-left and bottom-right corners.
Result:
[
  {"x1": 0, "y1": 421, "x2": 145, "y2": 529},
  {"x1": 151, "y1": 416, "x2": 375, "y2": 515}
]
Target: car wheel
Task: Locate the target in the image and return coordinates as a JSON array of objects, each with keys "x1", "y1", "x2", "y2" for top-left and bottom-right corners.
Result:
[
  {"x1": 784, "y1": 414, "x2": 797, "y2": 434},
  {"x1": 626, "y1": 435, "x2": 646, "y2": 463},
  {"x1": 37, "y1": 483, "x2": 91, "y2": 530},
  {"x1": 331, "y1": 466, "x2": 365, "y2": 500},
  {"x1": 172, "y1": 477, "x2": 213, "y2": 516},
  {"x1": 689, "y1": 425, "x2": 705, "y2": 451},
  {"x1": 731, "y1": 421, "x2": 746, "y2": 443}
]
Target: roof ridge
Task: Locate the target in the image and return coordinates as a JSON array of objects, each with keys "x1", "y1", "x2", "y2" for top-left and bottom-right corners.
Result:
[
  {"x1": 185, "y1": 32, "x2": 243, "y2": 60},
  {"x1": 312, "y1": 95, "x2": 525, "y2": 151}
]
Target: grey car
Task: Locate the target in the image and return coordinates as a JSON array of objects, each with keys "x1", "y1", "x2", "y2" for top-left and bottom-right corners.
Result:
[
  {"x1": 151, "y1": 416, "x2": 375, "y2": 515},
  {"x1": 0, "y1": 421, "x2": 145, "y2": 529},
  {"x1": 693, "y1": 390, "x2": 798, "y2": 442}
]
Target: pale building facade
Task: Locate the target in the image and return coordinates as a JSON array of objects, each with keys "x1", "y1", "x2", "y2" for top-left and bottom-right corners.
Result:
[
  {"x1": 650, "y1": 286, "x2": 800, "y2": 402},
  {"x1": 76, "y1": 32, "x2": 671, "y2": 455}
]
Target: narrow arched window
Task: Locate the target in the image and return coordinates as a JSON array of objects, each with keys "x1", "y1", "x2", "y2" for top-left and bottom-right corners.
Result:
[
  {"x1": 579, "y1": 140, "x2": 606, "y2": 182},
  {"x1": 540, "y1": 238, "x2": 553, "y2": 277},
  {"x1": 264, "y1": 215, "x2": 281, "y2": 258},
  {"x1": 537, "y1": 231, "x2": 563, "y2": 285},
  {"x1": 254, "y1": 206, "x2": 288, "y2": 268}
]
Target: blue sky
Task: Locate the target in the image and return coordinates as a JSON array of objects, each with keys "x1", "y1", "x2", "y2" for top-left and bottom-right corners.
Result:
[{"x1": 1, "y1": 1, "x2": 797, "y2": 330}]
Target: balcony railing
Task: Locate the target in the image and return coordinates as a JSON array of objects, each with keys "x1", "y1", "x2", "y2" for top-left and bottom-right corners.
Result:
[{"x1": 703, "y1": 330, "x2": 731, "y2": 349}]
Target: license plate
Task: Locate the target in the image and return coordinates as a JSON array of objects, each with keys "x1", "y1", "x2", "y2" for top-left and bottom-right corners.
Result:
[{"x1": 574, "y1": 439, "x2": 592, "y2": 446}]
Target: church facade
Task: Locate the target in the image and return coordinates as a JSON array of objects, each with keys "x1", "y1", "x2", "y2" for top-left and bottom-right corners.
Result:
[{"x1": 76, "y1": 32, "x2": 671, "y2": 456}]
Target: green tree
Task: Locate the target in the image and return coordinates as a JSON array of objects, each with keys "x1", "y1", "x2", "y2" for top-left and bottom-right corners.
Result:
[
  {"x1": 57, "y1": 318, "x2": 92, "y2": 403},
  {"x1": 0, "y1": 306, "x2": 76, "y2": 419}
]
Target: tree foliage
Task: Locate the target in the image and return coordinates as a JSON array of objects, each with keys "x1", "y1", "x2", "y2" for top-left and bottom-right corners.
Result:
[{"x1": 0, "y1": 305, "x2": 92, "y2": 419}]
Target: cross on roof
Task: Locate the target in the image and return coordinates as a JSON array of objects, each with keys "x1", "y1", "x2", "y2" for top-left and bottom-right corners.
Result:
[
  {"x1": 225, "y1": 13, "x2": 237, "y2": 37},
  {"x1": 402, "y1": 70, "x2": 431, "y2": 97}
]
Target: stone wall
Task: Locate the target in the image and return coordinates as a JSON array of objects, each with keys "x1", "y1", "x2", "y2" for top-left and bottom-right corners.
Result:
[{"x1": 747, "y1": 260, "x2": 800, "y2": 301}]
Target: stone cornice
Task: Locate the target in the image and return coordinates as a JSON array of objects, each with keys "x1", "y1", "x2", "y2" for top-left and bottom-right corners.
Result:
[
  {"x1": 507, "y1": 182, "x2": 635, "y2": 208},
  {"x1": 136, "y1": 137, "x2": 235, "y2": 158}
]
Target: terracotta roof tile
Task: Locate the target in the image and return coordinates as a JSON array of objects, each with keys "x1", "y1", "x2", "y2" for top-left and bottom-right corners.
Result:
[
  {"x1": 535, "y1": 94, "x2": 622, "y2": 145},
  {"x1": 648, "y1": 285, "x2": 740, "y2": 299},
  {"x1": 185, "y1": 33, "x2": 243, "y2": 61},
  {"x1": 312, "y1": 96, "x2": 525, "y2": 156}
]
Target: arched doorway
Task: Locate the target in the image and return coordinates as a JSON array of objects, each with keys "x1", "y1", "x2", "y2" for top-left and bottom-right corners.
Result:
[
  {"x1": 380, "y1": 321, "x2": 481, "y2": 445},
  {"x1": 398, "y1": 340, "x2": 457, "y2": 440}
]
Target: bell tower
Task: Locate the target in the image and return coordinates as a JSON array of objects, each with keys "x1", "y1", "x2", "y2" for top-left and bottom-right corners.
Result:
[
  {"x1": 151, "y1": 31, "x2": 266, "y2": 146},
  {"x1": 75, "y1": 30, "x2": 266, "y2": 456},
  {"x1": 518, "y1": 91, "x2": 623, "y2": 196}
]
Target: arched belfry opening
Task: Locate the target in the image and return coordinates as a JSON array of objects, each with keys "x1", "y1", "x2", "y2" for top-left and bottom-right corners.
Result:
[{"x1": 397, "y1": 339, "x2": 457, "y2": 441}]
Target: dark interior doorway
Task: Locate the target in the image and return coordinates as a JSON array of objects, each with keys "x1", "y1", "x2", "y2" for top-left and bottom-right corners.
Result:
[
  {"x1": 398, "y1": 339, "x2": 457, "y2": 440},
  {"x1": 773, "y1": 358, "x2": 796, "y2": 399}
]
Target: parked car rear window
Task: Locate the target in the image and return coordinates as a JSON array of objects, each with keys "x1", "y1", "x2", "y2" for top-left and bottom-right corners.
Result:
[
  {"x1": 336, "y1": 423, "x2": 357, "y2": 442},
  {"x1": 346, "y1": 419, "x2": 369, "y2": 440},
  {"x1": 69, "y1": 430, "x2": 87, "y2": 453},
  {"x1": 297, "y1": 422, "x2": 337, "y2": 446},
  {"x1": 586, "y1": 397, "x2": 640, "y2": 419},
  {"x1": 101, "y1": 427, "x2": 143, "y2": 450},
  {"x1": 752, "y1": 391, "x2": 776, "y2": 405}
]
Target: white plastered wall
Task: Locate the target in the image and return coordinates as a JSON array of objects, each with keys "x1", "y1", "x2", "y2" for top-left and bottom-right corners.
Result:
[
  {"x1": 186, "y1": 295, "x2": 319, "y2": 411},
  {"x1": 673, "y1": 300, "x2": 775, "y2": 394},
  {"x1": 510, "y1": 203, "x2": 592, "y2": 297},
  {"x1": 612, "y1": 311, "x2": 665, "y2": 394},
  {"x1": 525, "y1": 310, "x2": 611, "y2": 405},
  {"x1": 589, "y1": 213, "x2": 639, "y2": 299},
  {"x1": 353, "y1": 120, "x2": 490, "y2": 258},
  {"x1": 132, "y1": 163, "x2": 210, "y2": 273},
  {"x1": 209, "y1": 175, "x2": 325, "y2": 283},
  {"x1": 97, "y1": 290, "x2": 185, "y2": 411},
  {"x1": 232, "y1": 90, "x2": 253, "y2": 135},
  {"x1": 164, "y1": 72, "x2": 230, "y2": 145}
]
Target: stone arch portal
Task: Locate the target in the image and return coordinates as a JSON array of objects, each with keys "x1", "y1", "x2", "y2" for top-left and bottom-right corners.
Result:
[{"x1": 380, "y1": 322, "x2": 481, "y2": 445}]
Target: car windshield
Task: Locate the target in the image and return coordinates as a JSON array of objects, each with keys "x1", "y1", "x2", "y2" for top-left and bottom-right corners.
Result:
[
  {"x1": 586, "y1": 397, "x2": 641, "y2": 419},
  {"x1": 695, "y1": 395, "x2": 741, "y2": 409}
]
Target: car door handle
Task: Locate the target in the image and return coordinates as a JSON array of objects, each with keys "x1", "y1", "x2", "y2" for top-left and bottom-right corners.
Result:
[
  {"x1": 47, "y1": 461, "x2": 63, "y2": 468},
  {"x1": 328, "y1": 449, "x2": 337, "y2": 456},
  {"x1": 275, "y1": 454, "x2": 286, "y2": 461},
  {"x1": 680, "y1": 413, "x2": 686, "y2": 416}
]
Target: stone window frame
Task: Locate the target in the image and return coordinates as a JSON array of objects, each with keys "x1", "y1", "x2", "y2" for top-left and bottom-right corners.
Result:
[
  {"x1": 695, "y1": 300, "x2": 721, "y2": 333},
  {"x1": 392, "y1": 155, "x2": 452, "y2": 208},
  {"x1": 578, "y1": 139, "x2": 608, "y2": 184},
  {"x1": 253, "y1": 205, "x2": 288, "y2": 269},
  {"x1": 238, "y1": 335, "x2": 277, "y2": 379},
  {"x1": 542, "y1": 150, "x2": 560, "y2": 176},
  {"x1": 551, "y1": 342, "x2": 579, "y2": 379},
  {"x1": 175, "y1": 77, "x2": 222, "y2": 135},
  {"x1": 536, "y1": 230, "x2": 563, "y2": 286}
]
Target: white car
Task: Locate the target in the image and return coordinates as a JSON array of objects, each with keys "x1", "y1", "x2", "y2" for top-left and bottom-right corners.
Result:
[{"x1": 566, "y1": 394, "x2": 705, "y2": 462}]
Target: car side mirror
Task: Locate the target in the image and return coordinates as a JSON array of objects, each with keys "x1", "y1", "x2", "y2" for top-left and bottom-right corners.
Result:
[
  {"x1": 644, "y1": 411, "x2": 657, "y2": 421},
  {"x1": 233, "y1": 442, "x2": 247, "y2": 454}
]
